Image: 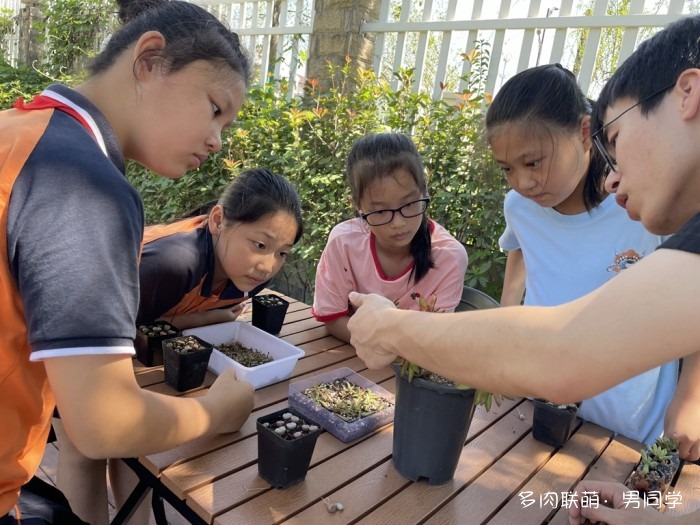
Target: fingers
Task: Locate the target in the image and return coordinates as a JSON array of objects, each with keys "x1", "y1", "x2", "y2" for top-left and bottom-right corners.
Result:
[
  {"x1": 576, "y1": 504, "x2": 623, "y2": 524},
  {"x1": 674, "y1": 435, "x2": 698, "y2": 461},
  {"x1": 684, "y1": 442, "x2": 700, "y2": 462},
  {"x1": 348, "y1": 291, "x2": 365, "y2": 307},
  {"x1": 217, "y1": 367, "x2": 238, "y2": 381},
  {"x1": 233, "y1": 300, "x2": 250, "y2": 313}
]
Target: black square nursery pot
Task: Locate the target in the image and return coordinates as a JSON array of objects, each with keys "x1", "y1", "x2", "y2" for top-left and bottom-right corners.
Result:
[
  {"x1": 256, "y1": 407, "x2": 321, "y2": 489},
  {"x1": 252, "y1": 294, "x2": 289, "y2": 335},
  {"x1": 531, "y1": 399, "x2": 581, "y2": 448},
  {"x1": 135, "y1": 321, "x2": 180, "y2": 366},
  {"x1": 162, "y1": 335, "x2": 213, "y2": 392}
]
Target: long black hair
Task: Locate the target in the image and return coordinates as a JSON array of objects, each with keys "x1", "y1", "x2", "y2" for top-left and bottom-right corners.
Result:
[
  {"x1": 346, "y1": 133, "x2": 434, "y2": 283},
  {"x1": 90, "y1": 0, "x2": 250, "y2": 85},
  {"x1": 486, "y1": 64, "x2": 607, "y2": 211},
  {"x1": 181, "y1": 168, "x2": 303, "y2": 243},
  {"x1": 593, "y1": 15, "x2": 700, "y2": 139},
  {"x1": 219, "y1": 168, "x2": 303, "y2": 243}
]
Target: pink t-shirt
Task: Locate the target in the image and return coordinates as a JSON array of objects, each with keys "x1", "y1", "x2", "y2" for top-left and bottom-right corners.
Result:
[{"x1": 312, "y1": 218, "x2": 468, "y2": 321}]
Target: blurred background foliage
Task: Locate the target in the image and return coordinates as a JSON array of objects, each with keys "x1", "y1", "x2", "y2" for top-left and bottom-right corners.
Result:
[{"x1": 0, "y1": 0, "x2": 507, "y2": 302}]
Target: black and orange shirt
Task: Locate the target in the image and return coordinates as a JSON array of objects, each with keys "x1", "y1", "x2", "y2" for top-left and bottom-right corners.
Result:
[
  {"x1": 0, "y1": 84, "x2": 142, "y2": 514},
  {"x1": 137, "y1": 215, "x2": 269, "y2": 324}
]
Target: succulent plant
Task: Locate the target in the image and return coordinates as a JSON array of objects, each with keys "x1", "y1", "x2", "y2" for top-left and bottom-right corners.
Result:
[
  {"x1": 393, "y1": 292, "x2": 510, "y2": 412},
  {"x1": 639, "y1": 449, "x2": 659, "y2": 475}
]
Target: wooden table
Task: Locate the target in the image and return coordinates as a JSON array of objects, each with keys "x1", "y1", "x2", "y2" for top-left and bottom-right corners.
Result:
[{"x1": 117, "y1": 293, "x2": 700, "y2": 525}]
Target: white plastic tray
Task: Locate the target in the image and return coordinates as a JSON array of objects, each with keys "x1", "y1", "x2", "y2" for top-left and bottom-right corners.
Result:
[{"x1": 183, "y1": 321, "x2": 304, "y2": 389}]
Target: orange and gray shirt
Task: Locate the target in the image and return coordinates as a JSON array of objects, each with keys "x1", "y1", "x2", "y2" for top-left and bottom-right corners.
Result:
[
  {"x1": 0, "y1": 85, "x2": 142, "y2": 514},
  {"x1": 137, "y1": 215, "x2": 269, "y2": 324}
]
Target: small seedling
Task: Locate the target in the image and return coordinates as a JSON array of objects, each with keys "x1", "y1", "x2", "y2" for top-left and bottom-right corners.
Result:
[
  {"x1": 139, "y1": 322, "x2": 177, "y2": 337},
  {"x1": 394, "y1": 293, "x2": 510, "y2": 412},
  {"x1": 218, "y1": 341, "x2": 273, "y2": 367},
  {"x1": 164, "y1": 336, "x2": 208, "y2": 354},
  {"x1": 260, "y1": 412, "x2": 319, "y2": 440},
  {"x1": 255, "y1": 294, "x2": 287, "y2": 307},
  {"x1": 303, "y1": 378, "x2": 393, "y2": 423}
]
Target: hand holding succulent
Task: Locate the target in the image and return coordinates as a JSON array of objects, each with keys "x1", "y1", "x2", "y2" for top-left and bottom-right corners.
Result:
[{"x1": 394, "y1": 292, "x2": 510, "y2": 412}]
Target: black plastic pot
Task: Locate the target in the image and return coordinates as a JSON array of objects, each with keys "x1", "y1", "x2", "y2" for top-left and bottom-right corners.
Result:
[
  {"x1": 628, "y1": 465, "x2": 669, "y2": 496},
  {"x1": 531, "y1": 399, "x2": 580, "y2": 448},
  {"x1": 252, "y1": 294, "x2": 289, "y2": 335},
  {"x1": 162, "y1": 335, "x2": 213, "y2": 392},
  {"x1": 257, "y1": 407, "x2": 321, "y2": 489},
  {"x1": 392, "y1": 365, "x2": 476, "y2": 485},
  {"x1": 135, "y1": 321, "x2": 180, "y2": 366}
]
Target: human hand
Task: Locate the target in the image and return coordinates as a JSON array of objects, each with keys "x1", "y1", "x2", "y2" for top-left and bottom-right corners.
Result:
[
  {"x1": 209, "y1": 302, "x2": 249, "y2": 324},
  {"x1": 568, "y1": 480, "x2": 672, "y2": 525},
  {"x1": 347, "y1": 292, "x2": 399, "y2": 369},
  {"x1": 205, "y1": 368, "x2": 254, "y2": 434},
  {"x1": 664, "y1": 389, "x2": 700, "y2": 461}
]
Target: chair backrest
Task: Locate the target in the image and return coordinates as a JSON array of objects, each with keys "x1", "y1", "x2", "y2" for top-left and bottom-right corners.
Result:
[{"x1": 455, "y1": 285, "x2": 500, "y2": 312}]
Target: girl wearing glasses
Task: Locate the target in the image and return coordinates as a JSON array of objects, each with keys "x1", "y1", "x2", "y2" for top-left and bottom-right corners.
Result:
[
  {"x1": 486, "y1": 64, "x2": 676, "y2": 445},
  {"x1": 312, "y1": 133, "x2": 468, "y2": 343}
]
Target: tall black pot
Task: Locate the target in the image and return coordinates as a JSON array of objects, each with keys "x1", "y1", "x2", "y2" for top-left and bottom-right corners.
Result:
[{"x1": 392, "y1": 365, "x2": 476, "y2": 485}]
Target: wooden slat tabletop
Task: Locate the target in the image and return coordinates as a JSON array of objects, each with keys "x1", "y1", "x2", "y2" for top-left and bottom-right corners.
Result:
[{"x1": 129, "y1": 292, "x2": 700, "y2": 525}]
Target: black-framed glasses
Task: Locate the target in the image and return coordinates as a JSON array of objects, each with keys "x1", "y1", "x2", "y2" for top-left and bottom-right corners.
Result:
[
  {"x1": 592, "y1": 81, "x2": 675, "y2": 175},
  {"x1": 360, "y1": 197, "x2": 430, "y2": 226}
]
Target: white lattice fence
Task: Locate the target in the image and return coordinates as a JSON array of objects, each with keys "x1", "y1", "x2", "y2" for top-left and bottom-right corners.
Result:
[
  {"x1": 363, "y1": 0, "x2": 694, "y2": 99},
  {"x1": 193, "y1": 0, "x2": 314, "y2": 94},
  {"x1": 2, "y1": 0, "x2": 697, "y2": 98},
  {"x1": 0, "y1": 0, "x2": 22, "y2": 66}
]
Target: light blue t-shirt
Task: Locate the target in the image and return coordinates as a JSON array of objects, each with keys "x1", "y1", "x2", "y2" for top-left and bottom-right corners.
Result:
[{"x1": 499, "y1": 190, "x2": 677, "y2": 444}]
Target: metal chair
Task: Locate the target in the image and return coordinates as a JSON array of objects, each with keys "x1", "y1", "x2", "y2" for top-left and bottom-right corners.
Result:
[{"x1": 455, "y1": 285, "x2": 500, "y2": 312}]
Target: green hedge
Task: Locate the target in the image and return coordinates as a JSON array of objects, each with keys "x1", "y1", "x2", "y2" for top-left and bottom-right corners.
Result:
[
  {"x1": 127, "y1": 47, "x2": 508, "y2": 301},
  {"x1": 1, "y1": 46, "x2": 508, "y2": 302}
]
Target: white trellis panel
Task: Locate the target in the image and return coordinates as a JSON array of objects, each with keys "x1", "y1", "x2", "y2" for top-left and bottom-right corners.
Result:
[
  {"x1": 363, "y1": 0, "x2": 696, "y2": 99},
  {"x1": 1, "y1": 0, "x2": 696, "y2": 99},
  {"x1": 0, "y1": 0, "x2": 23, "y2": 66},
  {"x1": 193, "y1": 0, "x2": 314, "y2": 91}
]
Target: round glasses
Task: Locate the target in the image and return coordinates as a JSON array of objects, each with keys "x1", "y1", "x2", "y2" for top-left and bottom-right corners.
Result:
[{"x1": 360, "y1": 197, "x2": 430, "y2": 226}]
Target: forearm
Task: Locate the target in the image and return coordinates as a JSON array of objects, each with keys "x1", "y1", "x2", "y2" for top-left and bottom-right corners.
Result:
[
  {"x1": 676, "y1": 510, "x2": 700, "y2": 525},
  {"x1": 500, "y1": 249, "x2": 525, "y2": 306},
  {"x1": 166, "y1": 306, "x2": 243, "y2": 330},
  {"x1": 81, "y1": 387, "x2": 228, "y2": 458},
  {"x1": 666, "y1": 351, "x2": 700, "y2": 458},
  {"x1": 325, "y1": 316, "x2": 351, "y2": 343},
  {"x1": 46, "y1": 355, "x2": 234, "y2": 459},
  {"x1": 676, "y1": 352, "x2": 700, "y2": 399},
  {"x1": 385, "y1": 306, "x2": 575, "y2": 400},
  {"x1": 167, "y1": 311, "x2": 211, "y2": 330},
  {"x1": 381, "y1": 250, "x2": 700, "y2": 402}
]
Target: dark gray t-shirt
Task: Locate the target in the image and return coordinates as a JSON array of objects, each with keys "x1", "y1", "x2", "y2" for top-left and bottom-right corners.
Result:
[
  {"x1": 660, "y1": 213, "x2": 700, "y2": 254},
  {"x1": 7, "y1": 85, "x2": 143, "y2": 354}
]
